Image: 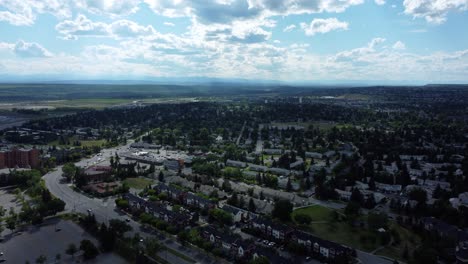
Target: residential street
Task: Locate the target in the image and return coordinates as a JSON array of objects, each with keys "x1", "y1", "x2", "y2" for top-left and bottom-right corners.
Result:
[
  {"x1": 42, "y1": 143, "x2": 222, "y2": 264},
  {"x1": 42, "y1": 141, "x2": 394, "y2": 264}
]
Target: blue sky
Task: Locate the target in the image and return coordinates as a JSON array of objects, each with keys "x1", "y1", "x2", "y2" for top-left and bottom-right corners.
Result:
[{"x1": 0, "y1": 0, "x2": 467, "y2": 84}]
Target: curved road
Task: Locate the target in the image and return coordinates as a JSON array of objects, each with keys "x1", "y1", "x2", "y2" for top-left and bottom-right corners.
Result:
[{"x1": 43, "y1": 144, "x2": 222, "y2": 264}]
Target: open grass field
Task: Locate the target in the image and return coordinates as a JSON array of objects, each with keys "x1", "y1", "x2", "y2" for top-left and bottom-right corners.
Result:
[
  {"x1": 375, "y1": 223, "x2": 421, "y2": 261},
  {"x1": 48, "y1": 136, "x2": 106, "y2": 148},
  {"x1": 292, "y1": 205, "x2": 421, "y2": 259},
  {"x1": 123, "y1": 177, "x2": 155, "y2": 189},
  {"x1": 293, "y1": 205, "x2": 335, "y2": 222},
  {"x1": 45, "y1": 99, "x2": 134, "y2": 109}
]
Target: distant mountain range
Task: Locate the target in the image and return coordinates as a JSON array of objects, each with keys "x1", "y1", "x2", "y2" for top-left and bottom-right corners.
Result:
[{"x1": 0, "y1": 74, "x2": 444, "y2": 86}]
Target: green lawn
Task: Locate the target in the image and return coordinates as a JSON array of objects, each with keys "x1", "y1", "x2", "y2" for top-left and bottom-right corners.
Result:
[
  {"x1": 376, "y1": 223, "x2": 421, "y2": 262},
  {"x1": 46, "y1": 98, "x2": 134, "y2": 109},
  {"x1": 292, "y1": 205, "x2": 421, "y2": 257},
  {"x1": 123, "y1": 177, "x2": 154, "y2": 189},
  {"x1": 293, "y1": 205, "x2": 334, "y2": 222},
  {"x1": 49, "y1": 136, "x2": 106, "y2": 148},
  {"x1": 81, "y1": 139, "x2": 107, "y2": 147}
]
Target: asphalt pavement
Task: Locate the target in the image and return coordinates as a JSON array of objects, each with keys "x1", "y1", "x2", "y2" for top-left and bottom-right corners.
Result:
[
  {"x1": 43, "y1": 142, "x2": 222, "y2": 264},
  {"x1": 0, "y1": 219, "x2": 126, "y2": 264}
]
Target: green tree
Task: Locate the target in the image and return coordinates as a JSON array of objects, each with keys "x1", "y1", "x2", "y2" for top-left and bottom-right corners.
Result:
[
  {"x1": 80, "y1": 239, "x2": 99, "y2": 260},
  {"x1": 35, "y1": 255, "x2": 47, "y2": 264},
  {"x1": 248, "y1": 198, "x2": 256, "y2": 212},
  {"x1": 65, "y1": 243, "x2": 77, "y2": 259},
  {"x1": 272, "y1": 199, "x2": 293, "y2": 221},
  {"x1": 144, "y1": 238, "x2": 163, "y2": 257},
  {"x1": 227, "y1": 192, "x2": 239, "y2": 206},
  {"x1": 209, "y1": 209, "x2": 233, "y2": 226},
  {"x1": 158, "y1": 171, "x2": 164, "y2": 182},
  {"x1": 177, "y1": 231, "x2": 189, "y2": 246},
  {"x1": 62, "y1": 163, "x2": 77, "y2": 182},
  {"x1": 6, "y1": 216, "x2": 16, "y2": 233},
  {"x1": 109, "y1": 219, "x2": 132, "y2": 237},
  {"x1": 250, "y1": 256, "x2": 270, "y2": 264},
  {"x1": 367, "y1": 212, "x2": 388, "y2": 230},
  {"x1": 286, "y1": 178, "x2": 292, "y2": 192},
  {"x1": 408, "y1": 188, "x2": 427, "y2": 204},
  {"x1": 294, "y1": 213, "x2": 312, "y2": 225},
  {"x1": 344, "y1": 201, "x2": 360, "y2": 221}
]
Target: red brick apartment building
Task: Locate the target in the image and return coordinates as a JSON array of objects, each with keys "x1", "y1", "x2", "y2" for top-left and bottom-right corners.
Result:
[{"x1": 0, "y1": 147, "x2": 40, "y2": 169}]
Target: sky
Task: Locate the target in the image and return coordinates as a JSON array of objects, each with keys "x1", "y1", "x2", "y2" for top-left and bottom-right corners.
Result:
[{"x1": 0, "y1": 0, "x2": 468, "y2": 84}]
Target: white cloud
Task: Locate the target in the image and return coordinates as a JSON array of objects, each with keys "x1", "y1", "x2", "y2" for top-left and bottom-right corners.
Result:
[
  {"x1": 144, "y1": 0, "x2": 364, "y2": 25},
  {"x1": 110, "y1": 20, "x2": 156, "y2": 38},
  {"x1": 164, "y1": 22, "x2": 175, "y2": 27},
  {"x1": 410, "y1": 29, "x2": 428, "y2": 33},
  {"x1": 56, "y1": 15, "x2": 109, "y2": 38},
  {"x1": 13, "y1": 40, "x2": 52, "y2": 58},
  {"x1": 403, "y1": 0, "x2": 468, "y2": 24},
  {"x1": 0, "y1": 42, "x2": 14, "y2": 50},
  {"x1": 375, "y1": 0, "x2": 385, "y2": 5},
  {"x1": 283, "y1": 24, "x2": 296, "y2": 32},
  {"x1": 75, "y1": 0, "x2": 141, "y2": 16},
  {"x1": 392, "y1": 41, "x2": 406, "y2": 50},
  {"x1": 56, "y1": 15, "x2": 157, "y2": 39},
  {"x1": 0, "y1": 11, "x2": 34, "y2": 26},
  {"x1": 0, "y1": 0, "x2": 71, "y2": 26},
  {"x1": 300, "y1": 18, "x2": 348, "y2": 36},
  {"x1": 1, "y1": 36, "x2": 468, "y2": 83}
]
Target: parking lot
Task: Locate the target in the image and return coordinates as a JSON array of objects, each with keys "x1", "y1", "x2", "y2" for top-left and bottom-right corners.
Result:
[{"x1": 0, "y1": 218, "x2": 127, "y2": 263}]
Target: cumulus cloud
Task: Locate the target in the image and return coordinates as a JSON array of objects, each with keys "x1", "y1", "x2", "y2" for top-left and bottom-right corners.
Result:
[
  {"x1": 13, "y1": 40, "x2": 52, "y2": 58},
  {"x1": 56, "y1": 15, "x2": 157, "y2": 39},
  {"x1": 0, "y1": 11, "x2": 35, "y2": 26},
  {"x1": 75, "y1": 0, "x2": 141, "y2": 16},
  {"x1": 229, "y1": 29, "x2": 271, "y2": 43},
  {"x1": 333, "y1": 37, "x2": 385, "y2": 62},
  {"x1": 392, "y1": 41, "x2": 406, "y2": 50},
  {"x1": 375, "y1": 0, "x2": 385, "y2": 5},
  {"x1": 0, "y1": 0, "x2": 71, "y2": 26},
  {"x1": 0, "y1": 42, "x2": 14, "y2": 50},
  {"x1": 300, "y1": 18, "x2": 349, "y2": 36},
  {"x1": 403, "y1": 0, "x2": 468, "y2": 24},
  {"x1": 144, "y1": 0, "x2": 364, "y2": 25},
  {"x1": 110, "y1": 20, "x2": 156, "y2": 38},
  {"x1": 164, "y1": 22, "x2": 175, "y2": 27},
  {"x1": 56, "y1": 15, "x2": 109, "y2": 38},
  {"x1": 283, "y1": 24, "x2": 296, "y2": 32}
]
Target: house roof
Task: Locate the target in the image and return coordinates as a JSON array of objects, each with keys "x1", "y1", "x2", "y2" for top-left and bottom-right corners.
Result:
[
  {"x1": 421, "y1": 217, "x2": 468, "y2": 242},
  {"x1": 154, "y1": 183, "x2": 184, "y2": 195},
  {"x1": 222, "y1": 204, "x2": 246, "y2": 215},
  {"x1": 292, "y1": 230, "x2": 349, "y2": 253},
  {"x1": 252, "y1": 217, "x2": 293, "y2": 233},
  {"x1": 186, "y1": 192, "x2": 215, "y2": 205},
  {"x1": 226, "y1": 159, "x2": 247, "y2": 167},
  {"x1": 123, "y1": 193, "x2": 145, "y2": 204}
]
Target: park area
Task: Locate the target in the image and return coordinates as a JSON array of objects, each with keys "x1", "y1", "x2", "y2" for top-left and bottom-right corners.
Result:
[
  {"x1": 292, "y1": 205, "x2": 421, "y2": 261},
  {"x1": 123, "y1": 177, "x2": 155, "y2": 189}
]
